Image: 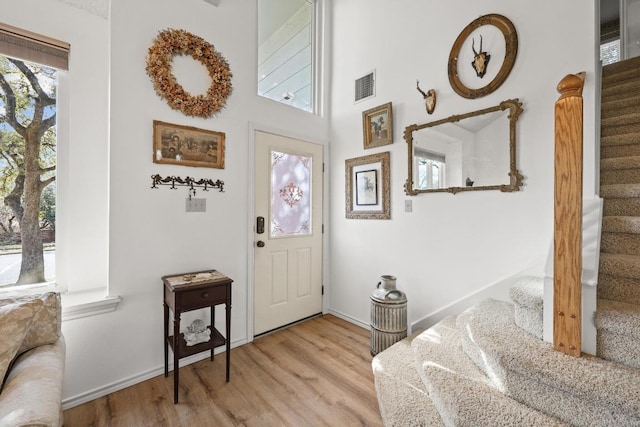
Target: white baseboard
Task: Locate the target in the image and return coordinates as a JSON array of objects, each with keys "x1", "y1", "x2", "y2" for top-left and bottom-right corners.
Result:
[
  {"x1": 326, "y1": 309, "x2": 368, "y2": 330},
  {"x1": 62, "y1": 337, "x2": 247, "y2": 410}
]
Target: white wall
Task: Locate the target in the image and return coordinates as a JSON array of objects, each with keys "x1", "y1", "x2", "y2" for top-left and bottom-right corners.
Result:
[
  {"x1": 328, "y1": 0, "x2": 598, "y2": 329},
  {"x1": 5, "y1": 0, "x2": 331, "y2": 404}
]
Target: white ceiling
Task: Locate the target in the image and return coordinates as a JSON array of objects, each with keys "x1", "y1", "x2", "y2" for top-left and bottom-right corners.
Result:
[{"x1": 55, "y1": 0, "x2": 108, "y2": 19}]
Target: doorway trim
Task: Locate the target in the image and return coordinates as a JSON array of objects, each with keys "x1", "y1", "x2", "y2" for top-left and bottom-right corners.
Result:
[{"x1": 246, "y1": 121, "x2": 330, "y2": 342}]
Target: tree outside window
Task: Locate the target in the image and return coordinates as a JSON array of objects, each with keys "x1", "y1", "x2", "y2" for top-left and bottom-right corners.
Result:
[{"x1": 0, "y1": 55, "x2": 56, "y2": 286}]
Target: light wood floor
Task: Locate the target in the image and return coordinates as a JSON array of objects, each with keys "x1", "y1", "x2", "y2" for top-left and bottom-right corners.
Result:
[{"x1": 63, "y1": 315, "x2": 383, "y2": 426}]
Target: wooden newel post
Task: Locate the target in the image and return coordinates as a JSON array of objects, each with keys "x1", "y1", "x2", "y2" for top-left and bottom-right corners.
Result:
[{"x1": 553, "y1": 72, "x2": 585, "y2": 357}]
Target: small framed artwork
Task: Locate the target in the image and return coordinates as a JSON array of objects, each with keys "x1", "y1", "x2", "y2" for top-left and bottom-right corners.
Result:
[
  {"x1": 345, "y1": 151, "x2": 390, "y2": 219},
  {"x1": 362, "y1": 102, "x2": 393, "y2": 149},
  {"x1": 355, "y1": 169, "x2": 378, "y2": 206},
  {"x1": 153, "y1": 120, "x2": 225, "y2": 169}
]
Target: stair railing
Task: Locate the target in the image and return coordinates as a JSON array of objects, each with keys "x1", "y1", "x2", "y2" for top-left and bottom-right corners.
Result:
[{"x1": 553, "y1": 72, "x2": 586, "y2": 357}]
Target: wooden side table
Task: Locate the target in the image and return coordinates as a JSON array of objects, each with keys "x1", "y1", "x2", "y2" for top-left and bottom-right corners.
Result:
[{"x1": 162, "y1": 270, "x2": 232, "y2": 403}]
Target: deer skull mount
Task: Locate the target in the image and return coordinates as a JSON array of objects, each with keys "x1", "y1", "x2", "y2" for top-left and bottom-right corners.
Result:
[
  {"x1": 471, "y1": 35, "x2": 491, "y2": 78},
  {"x1": 416, "y1": 81, "x2": 436, "y2": 115},
  {"x1": 448, "y1": 14, "x2": 518, "y2": 99}
]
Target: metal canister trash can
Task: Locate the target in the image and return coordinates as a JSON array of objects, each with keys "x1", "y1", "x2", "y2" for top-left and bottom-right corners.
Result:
[{"x1": 370, "y1": 275, "x2": 407, "y2": 356}]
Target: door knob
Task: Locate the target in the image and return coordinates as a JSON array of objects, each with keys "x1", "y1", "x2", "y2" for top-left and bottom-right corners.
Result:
[{"x1": 257, "y1": 240, "x2": 265, "y2": 247}]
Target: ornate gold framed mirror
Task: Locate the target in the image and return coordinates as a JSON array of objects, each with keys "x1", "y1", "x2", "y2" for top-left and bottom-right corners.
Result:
[
  {"x1": 404, "y1": 99, "x2": 523, "y2": 195},
  {"x1": 448, "y1": 14, "x2": 518, "y2": 99}
]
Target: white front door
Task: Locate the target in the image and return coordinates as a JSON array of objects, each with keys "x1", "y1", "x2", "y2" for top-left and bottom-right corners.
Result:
[{"x1": 254, "y1": 130, "x2": 323, "y2": 335}]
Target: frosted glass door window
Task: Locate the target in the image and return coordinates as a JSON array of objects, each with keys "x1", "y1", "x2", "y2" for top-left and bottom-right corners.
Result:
[{"x1": 271, "y1": 150, "x2": 312, "y2": 237}]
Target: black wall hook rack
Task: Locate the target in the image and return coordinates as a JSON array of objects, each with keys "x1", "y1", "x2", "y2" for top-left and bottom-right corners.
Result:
[{"x1": 151, "y1": 174, "x2": 225, "y2": 194}]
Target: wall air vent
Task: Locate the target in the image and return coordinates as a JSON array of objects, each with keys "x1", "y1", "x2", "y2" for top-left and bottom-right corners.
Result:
[{"x1": 355, "y1": 70, "x2": 375, "y2": 103}]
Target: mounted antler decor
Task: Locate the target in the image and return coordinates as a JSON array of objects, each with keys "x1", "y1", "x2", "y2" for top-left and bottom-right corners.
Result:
[
  {"x1": 151, "y1": 174, "x2": 225, "y2": 196},
  {"x1": 416, "y1": 81, "x2": 436, "y2": 115},
  {"x1": 471, "y1": 35, "x2": 491, "y2": 78},
  {"x1": 448, "y1": 14, "x2": 518, "y2": 99}
]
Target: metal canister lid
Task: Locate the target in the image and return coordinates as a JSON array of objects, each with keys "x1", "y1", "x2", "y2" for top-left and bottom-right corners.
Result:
[{"x1": 371, "y1": 288, "x2": 407, "y2": 303}]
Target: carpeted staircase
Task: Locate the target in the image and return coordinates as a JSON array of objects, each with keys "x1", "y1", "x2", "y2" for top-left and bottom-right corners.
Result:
[
  {"x1": 598, "y1": 55, "x2": 640, "y2": 370},
  {"x1": 372, "y1": 57, "x2": 640, "y2": 426}
]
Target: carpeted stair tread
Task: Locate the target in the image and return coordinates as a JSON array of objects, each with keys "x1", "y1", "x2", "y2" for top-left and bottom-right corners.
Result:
[
  {"x1": 602, "y1": 95, "x2": 640, "y2": 116},
  {"x1": 602, "y1": 216, "x2": 640, "y2": 234},
  {"x1": 602, "y1": 75, "x2": 638, "y2": 91},
  {"x1": 601, "y1": 184, "x2": 640, "y2": 216},
  {"x1": 602, "y1": 70, "x2": 640, "y2": 85},
  {"x1": 509, "y1": 276, "x2": 544, "y2": 309},
  {"x1": 601, "y1": 183, "x2": 640, "y2": 199},
  {"x1": 601, "y1": 232, "x2": 640, "y2": 255},
  {"x1": 600, "y1": 103, "x2": 638, "y2": 122},
  {"x1": 596, "y1": 298, "x2": 640, "y2": 338},
  {"x1": 603, "y1": 198, "x2": 640, "y2": 217},
  {"x1": 372, "y1": 331, "x2": 443, "y2": 426},
  {"x1": 596, "y1": 299, "x2": 640, "y2": 369},
  {"x1": 601, "y1": 156, "x2": 640, "y2": 171},
  {"x1": 602, "y1": 112, "x2": 640, "y2": 130},
  {"x1": 603, "y1": 69, "x2": 640, "y2": 86},
  {"x1": 412, "y1": 316, "x2": 486, "y2": 383},
  {"x1": 412, "y1": 316, "x2": 567, "y2": 427},
  {"x1": 603, "y1": 75, "x2": 640, "y2": 89},
  {"x1": 509, "y1": 276, "x2": 543, "y2": 339},
  {"x1": 602, "y1": 89, "x2": 640, "y2": 105},
  {"x1": 600, "y1": 156, "x2": 640, "y2": 185},
  {"x1": 599, "y1": 252, "x2": 640, "y2": 279},
  {"x1": 458, "y1": 299, "x2": 640, "y2": 426},
  {"x1": 601, "y1": 133, "x2": 640, "y2": 147},
  {"x1": 601, "y1": 168, "x2": 640, "y2": 185},
  {"x1": 598, "y1": 273, "x2": 640, "y2": 305},
  {"x1": 601, "y1": 122, "x2": 640, "y2": 138},
  {"x1": 602, "y1": 79, "x2": 640, "y2": 102},
  {"x1": 602, "y1": 56, "x2": 640, "y2": 79},
  {"x1": 602, "y1": 143, "x2": 640, "y2": 160},
  {"x1": 602, "y1": 90, "x2": 640, "y2": 109}
]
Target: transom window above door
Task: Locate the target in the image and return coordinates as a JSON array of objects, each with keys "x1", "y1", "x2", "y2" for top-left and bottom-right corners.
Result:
[{"x1": 257, "y1": 0, "x2": 316, "y2": 113}]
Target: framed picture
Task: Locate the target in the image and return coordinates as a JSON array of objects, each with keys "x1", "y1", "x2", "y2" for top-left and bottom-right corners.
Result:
[
  {"x1": 153, "y1": 120, "x2": 225, "y2": 169},
  {"x1": 362, "y1": 102, "x2": 393, "y2": 149},
  {"x1": 355, "y1": 169, "x2": 378, "y2": 205},
  {"x1": 345, "y1": 151, "x2": 390, "y2": 219}
]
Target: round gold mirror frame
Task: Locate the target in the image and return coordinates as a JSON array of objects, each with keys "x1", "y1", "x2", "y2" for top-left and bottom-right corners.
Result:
[{"x1": 448, "y1": 14, "x2": 518, "y2": 99}]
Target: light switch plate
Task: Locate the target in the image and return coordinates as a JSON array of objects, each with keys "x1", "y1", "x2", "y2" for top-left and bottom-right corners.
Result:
[
  {"x1": 404, "y1": 199, "x2": 412, "y2": 212},
  {"x1": 186, "y1": 198, "x2": 206, "y2": 212}
]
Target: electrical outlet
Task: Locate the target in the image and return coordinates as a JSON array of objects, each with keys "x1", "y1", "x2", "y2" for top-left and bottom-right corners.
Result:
[
  {"x1": 404, "y1": 199, "x2": 412, "y2": 213},
  {"x1": 186, "y1": 198, "x2": 206, "y2": 212}
]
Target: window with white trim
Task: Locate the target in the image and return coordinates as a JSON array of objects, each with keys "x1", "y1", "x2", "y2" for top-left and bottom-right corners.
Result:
[
  {"x1": 601, "y1": 18, "x2": 620, "y2": 65},
  {"x1": 0, "y1": 23, "x2": 67, "y2": 289},
  {"x1": 415, "y1": 149, "x2": 446, "y2": 190},
  {"x1": 258, "y1": 0, "x2": 317, "y2": 113}
]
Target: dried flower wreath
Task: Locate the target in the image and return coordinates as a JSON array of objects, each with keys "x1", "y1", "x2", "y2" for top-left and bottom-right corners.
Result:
[{"x1": 145, "y1": 28, "x2": 232, "y2": 118}]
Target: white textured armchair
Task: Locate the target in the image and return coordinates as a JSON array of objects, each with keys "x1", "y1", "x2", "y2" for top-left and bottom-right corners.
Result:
[{"x1": 0, "y1": 292, "x2": 65, "y2": 427}]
